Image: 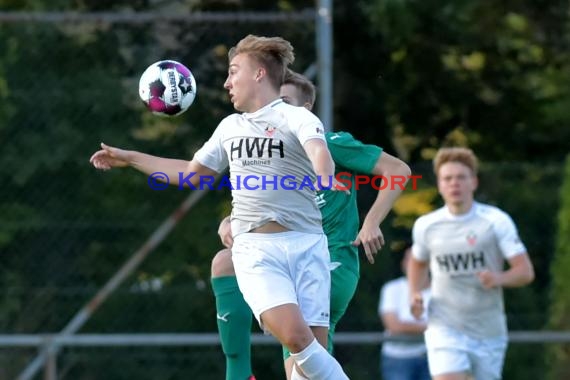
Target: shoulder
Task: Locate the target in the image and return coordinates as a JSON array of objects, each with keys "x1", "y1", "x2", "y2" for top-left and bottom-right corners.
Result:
[
  {"x1": 276, "y1": 102, "x2": 322, "y2": 125},
  {"x1": 414, "y1": 207, "x2": 446, "y2": 229},
  {"x1": 474, "y1": 202, "x2": 514, "y2": 225},
  {"x1": 218, "y1": 113, "x2": 240, "y2": 127},
  {"x1": 325, "y1": 131, "x2": 356, "y2": 143}
]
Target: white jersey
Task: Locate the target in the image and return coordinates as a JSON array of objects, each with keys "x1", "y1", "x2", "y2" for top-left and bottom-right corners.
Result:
[
  {"x1": 412, "y1": 202, "x2": 527, "y2": 338},
  {"x1": 193, "y1": 99, "x2": 325, "y2": 236},
  {"x1": 379, "y1": 277, "x2": 430, "y2": 358}
]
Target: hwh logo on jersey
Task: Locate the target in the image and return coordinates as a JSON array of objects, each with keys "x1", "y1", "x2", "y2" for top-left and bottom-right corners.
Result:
[
  {"x1": 436, "y1": 251, "x2": 486, "y2": 274},
  {"x1": 229, "y1": 137, "x2": 284, "y2": 160}
]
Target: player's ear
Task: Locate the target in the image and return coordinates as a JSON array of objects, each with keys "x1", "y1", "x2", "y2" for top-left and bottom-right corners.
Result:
[
  {"x1": 303, "y1": 102, "x2": 312, "y2": 110},
  {"x1": 472, "y1": 175, "x2": 479, "y2": 191},
  {"x1": 255, "y1": 67, "x2": 266, "y2": 82}
]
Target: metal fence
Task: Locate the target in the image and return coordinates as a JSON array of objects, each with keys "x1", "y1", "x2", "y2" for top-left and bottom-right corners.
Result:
[
  {"x1": 1, "y1": 331, "x2": 569, "y2": 379},
  {"x1": 0, "y1": 5, "x2": 566, "y2": 380}
]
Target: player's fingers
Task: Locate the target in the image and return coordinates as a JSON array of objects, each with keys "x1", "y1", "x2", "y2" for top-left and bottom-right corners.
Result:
[
  {"x1": 89, "y1": 150, "x2": 105, "y2": 163},
  {"x1": 351, "y1": 237, "x2": 361, "y2": 247},
  {"x1": 364, "y1": 245, "x2": 375, "y2": 264},
  {"x1": 101, "y1": 143, "x2": 120, "y2": 158},
  {"x1": 92, "y1": 160, "x2": 109, "y2": 170},
  {"x1": 371, "y1": 237, "x2": 382, "y2": 252}
]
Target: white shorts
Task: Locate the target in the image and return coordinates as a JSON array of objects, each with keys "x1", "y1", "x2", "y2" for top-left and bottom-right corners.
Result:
[
  {"x1": 231, "y1": 231, "x2": 330, "y2": 329},
  {"x1": 425, "y1": 325, "x2": 507, "y2": 380}
]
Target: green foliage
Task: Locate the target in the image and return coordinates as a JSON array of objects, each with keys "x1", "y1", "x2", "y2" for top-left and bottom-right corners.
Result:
[
  {"x1": 547, "y1": 154, "x2": 570, "y2": 380},
  {"x1": 348, "y1": 0, "x2": 570, "y2": 162},
  {"x1": 0, "y1": 0, "x2": 567, "y2": 378}
]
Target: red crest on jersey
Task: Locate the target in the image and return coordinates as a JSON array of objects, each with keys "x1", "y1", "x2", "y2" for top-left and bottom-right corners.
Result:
[{"x1": 466, "y1": 232, "x2": 477, "y2": 246}]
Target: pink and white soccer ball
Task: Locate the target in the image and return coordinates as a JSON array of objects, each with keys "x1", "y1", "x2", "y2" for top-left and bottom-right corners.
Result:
[{"x1": 138, "y1": 60, "x2": 197, "y2": 116}]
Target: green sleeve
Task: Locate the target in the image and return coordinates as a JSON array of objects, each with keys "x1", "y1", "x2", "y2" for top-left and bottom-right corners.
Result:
[{"x1": 325, "y1": 131, "x2": 383, "y2": 174}]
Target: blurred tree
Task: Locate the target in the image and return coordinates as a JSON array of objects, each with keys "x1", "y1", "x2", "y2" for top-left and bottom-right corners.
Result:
[
  {"x1": 342, "y1": 0, "x2": 570, "y2": 162},
  {"x1": 547, "y1": 154, "x2": 570, "y2": 380}
]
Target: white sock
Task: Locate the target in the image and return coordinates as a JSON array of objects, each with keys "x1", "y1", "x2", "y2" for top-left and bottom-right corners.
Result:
[
  {"x1": 290, "y1": 338, "x2": 349, "y2": 380},
  {"x1": 291, "y1": 364, "x2": 309, "y2": 380}
]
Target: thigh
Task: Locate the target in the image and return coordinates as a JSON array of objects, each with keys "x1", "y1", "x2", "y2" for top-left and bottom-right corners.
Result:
[
  {"x1": 232, "y1": 233, "x2": 297, "y2": 324},
  {"x1": 330, "y1": 264, "x2": 359, "y2": 327},
  {"x1": 425, "y1": 326, "x2": 471, "y2": 377},
  {"x1": 293, "y1": 233, "x2": 331, "y2": 328},
  {"x1": 328, "y1": 265, "x2": 358, "y2": 352},
  {"x1": 469, "y1": 337, "x2": 507, "y2": 380}
]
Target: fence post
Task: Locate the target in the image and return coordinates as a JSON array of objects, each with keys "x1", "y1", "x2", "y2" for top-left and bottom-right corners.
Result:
[{"x1": 43, "y1": 338, "x2": 57, "y2": 380}]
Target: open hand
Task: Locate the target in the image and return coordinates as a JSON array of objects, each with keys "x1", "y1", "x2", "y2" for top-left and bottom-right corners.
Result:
[
  {"x1": 352, "y1": 224, "x2": 384, "y2": 264},
  {"x1": 89, "y1": 143, "x2": 130, "y2": 170}
]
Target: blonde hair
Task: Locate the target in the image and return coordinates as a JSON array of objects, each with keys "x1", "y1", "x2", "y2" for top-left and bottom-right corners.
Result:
[
  {"x1": 228, "y1": 34, "x2": 295, "y2": 90},
  {"x1": 433, "y1": 147, "x2": 479, "y2": 175},
  {"x1": 283, "y1": 69, "x2": 316, "y2": 107}
]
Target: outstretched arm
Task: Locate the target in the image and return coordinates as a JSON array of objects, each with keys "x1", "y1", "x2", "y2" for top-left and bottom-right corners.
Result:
[
  {"x1": 89, "y1": 142, "x2": 218, "y2": 187},
  {"x1": 354, "y1": 152, "x2": 411, "y2": 263}
]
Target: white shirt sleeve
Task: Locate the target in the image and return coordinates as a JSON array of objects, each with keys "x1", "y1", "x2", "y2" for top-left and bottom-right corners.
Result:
[
  {"x1": 192, "y1": 119, "x2": 229, "y2": 173},
  {"x1": 412, "y1": 216, "x2": 430, "y2": 262},
  {"x1": 289, "y1": 108, "x2": 326, "y2": 146},
  {"x1": 379, "y1": 280, "x2": 398, "y2": 315},
  {"x1": 492, "y1": 210, "x2": 527, "y2": 259}
]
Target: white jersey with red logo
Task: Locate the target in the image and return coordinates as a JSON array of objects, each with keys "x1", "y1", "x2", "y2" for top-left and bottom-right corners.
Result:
[
  {"x1": 412, "y1": 202, "x2": 527, "y2": 338},
  {"x1": 193, "y1": 99, "x2": 325, "y2": 236}
]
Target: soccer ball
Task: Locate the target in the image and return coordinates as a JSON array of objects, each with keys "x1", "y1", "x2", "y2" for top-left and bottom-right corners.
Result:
[{"x1": 138, "y1": 60, "x2": 197, "y2": 116}]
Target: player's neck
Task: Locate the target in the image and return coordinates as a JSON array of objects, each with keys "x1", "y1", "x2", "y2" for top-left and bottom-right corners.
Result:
[
  {"x1": 446, "y1": 199, "x2": 474, "y2": 216},
  {"x1": 245, "y1": 88, "x2": 280, "y2": 114}
]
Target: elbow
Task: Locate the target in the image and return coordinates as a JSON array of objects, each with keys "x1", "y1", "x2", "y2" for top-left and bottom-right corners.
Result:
[
  {"x1": 400, "y1": 162, "x2": 412, "y2": 178},
  {"x1": 523, "y1": 268, "x2": 535, "y2": 285}
]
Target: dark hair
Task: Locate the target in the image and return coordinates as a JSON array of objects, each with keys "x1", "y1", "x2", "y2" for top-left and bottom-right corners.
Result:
[{"x1": 283, "y1": 69, "x2": 316, "y2": 106}]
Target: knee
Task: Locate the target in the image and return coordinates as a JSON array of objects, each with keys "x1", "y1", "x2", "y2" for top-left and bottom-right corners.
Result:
[
  {"x1": 280, "y1": 329, "x2": 314, "y2": 353},
  {"x1": 211, "y1": 249, "x2": 235, "y2": 277}
]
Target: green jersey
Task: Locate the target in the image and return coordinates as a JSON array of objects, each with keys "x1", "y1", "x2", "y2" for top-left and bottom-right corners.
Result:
[{"x1": 316, "y1": 131, "x2": 383, "y2": 275}]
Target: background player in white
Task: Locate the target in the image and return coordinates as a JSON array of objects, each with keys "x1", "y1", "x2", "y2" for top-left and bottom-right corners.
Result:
[
  {"x1": 407, "y1": 147, "x2": 535, "y2": 380},
  {"x1": 378, "y1": 244, "x2": 430, "y2": 380},
  {"x1": 90, "y1": 34, "x2": 349, "y2": 380}
]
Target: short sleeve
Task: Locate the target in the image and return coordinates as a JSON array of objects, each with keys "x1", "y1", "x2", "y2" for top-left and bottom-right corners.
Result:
[
  {"x1": 326, "y1": 132, "x2": 382, "y2": 174},
  {"x1": 379, "y1": 281, "x2": 399, "y2": 315},
  {"x1": 412, "y1": 216, "x2": 430, "y2": 262},
  {"x1": 291, "y1": 108, "x2": 326, "y2": 146},
  {"x1": 193, "y1": 119, "x2": 229, "y2": 173},
  {"x1": 493, "y1": 211, "x2": 527, "y2": 259}
]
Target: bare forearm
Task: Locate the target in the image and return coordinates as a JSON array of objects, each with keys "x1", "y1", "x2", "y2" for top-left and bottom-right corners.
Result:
[
  {"x1": 407, "y1": 259, "x2": 429, "y2": 295},
  {"x1": 363, "y1": 154, "x2": 411, "y2": 227},
  {"x1": 499, "y1": 265, "x2": 534, "y2": 287},
  {"x1": 362, "y1": 186, "x2": 406, "y2": 229},
  {"x1": 304, "y1": 139, "x2": 334, "y2": 183},
  {"x1": 387, "y1": 321, "x2": 426, "y2": 335},
  {"x1": 312, "y1": 150, "x2": 334, "y2": 180},
  {"x1": 128, "y1": 151, "x2": 190, "y2": 182}
]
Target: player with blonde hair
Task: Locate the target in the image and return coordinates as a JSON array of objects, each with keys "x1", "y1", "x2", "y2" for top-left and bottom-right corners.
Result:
[
  {"x1": 91, "y1": 35, "x2": 349, "y2": 380},
  {"x1": 408, "y1": 147, "x2": 535, "y2": 380},
  {"x1": 212, "y1": 69, "x2": 411, "y2": 379}
]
